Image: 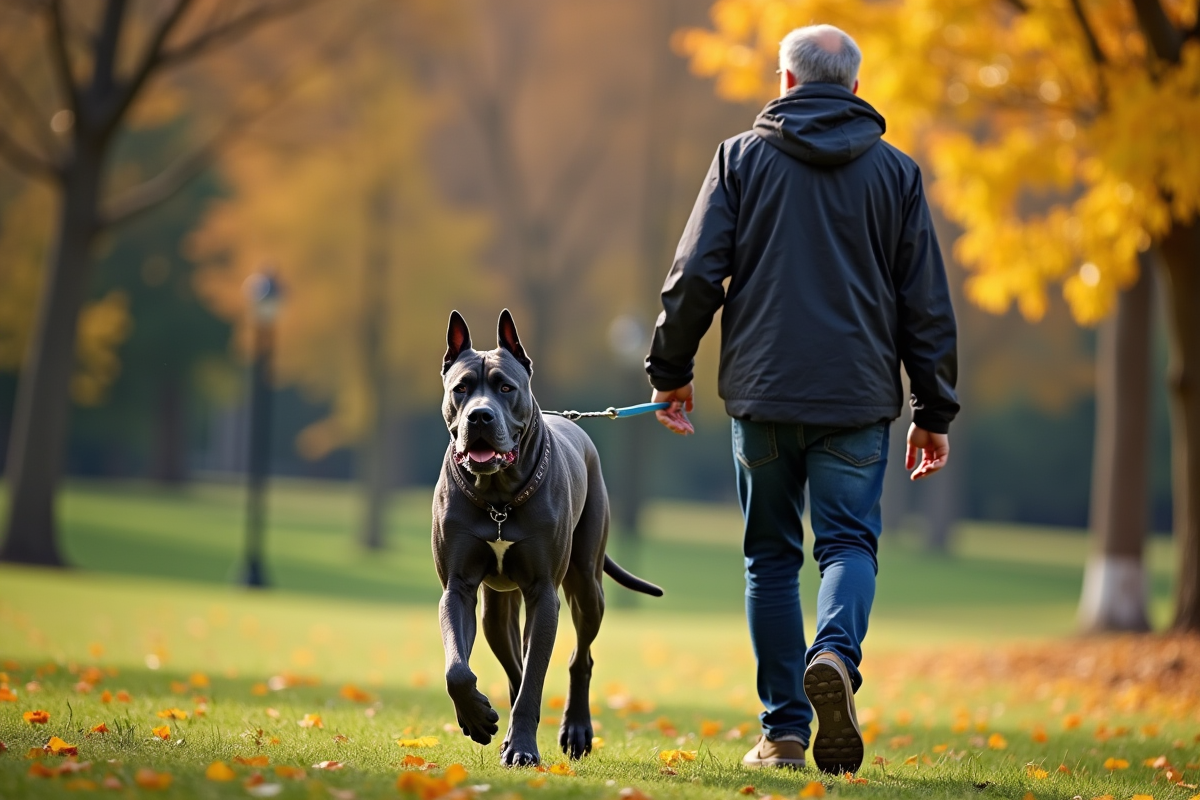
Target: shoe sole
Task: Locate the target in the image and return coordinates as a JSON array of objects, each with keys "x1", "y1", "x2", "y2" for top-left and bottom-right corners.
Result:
[
  {"x1": 742, "y1": 756, "x2": 807, "y2": 770},
  {"x1": 804, "y1": 660, "x2": 863, "y2": 774}
]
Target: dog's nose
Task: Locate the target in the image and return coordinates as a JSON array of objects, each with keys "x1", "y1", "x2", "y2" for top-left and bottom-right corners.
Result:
[{"x1": 467, "y1": 406, "x2": 495, "y2": 425}]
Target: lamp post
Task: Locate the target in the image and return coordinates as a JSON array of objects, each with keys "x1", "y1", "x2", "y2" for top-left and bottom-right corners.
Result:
[{"x1": 239, "y1": 269, "x2": 282, "y2": 588}]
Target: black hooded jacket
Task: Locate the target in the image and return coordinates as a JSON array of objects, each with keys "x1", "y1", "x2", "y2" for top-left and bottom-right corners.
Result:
[{"x1": 646, "y1": 83, "x2": 959, "y2": 433}]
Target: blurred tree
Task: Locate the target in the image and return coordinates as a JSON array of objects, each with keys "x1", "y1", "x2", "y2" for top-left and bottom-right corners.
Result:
[
  {"x1": 0, "y1": 0, "x2": 327, "y2": 566},
  {"x1": 674, "y1": 0, "x2": 1200, "y2": 631},
  {"x1": 189, "y1": 31, "x2": 490, "y2": 551}
]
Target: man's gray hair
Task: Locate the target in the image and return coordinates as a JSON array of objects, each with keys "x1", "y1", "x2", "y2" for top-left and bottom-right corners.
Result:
[{"x1": 779, "y1": 25, "x2": 862, "y2": 90}]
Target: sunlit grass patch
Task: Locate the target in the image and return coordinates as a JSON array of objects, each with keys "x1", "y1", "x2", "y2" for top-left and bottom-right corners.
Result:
[{"x1": 3, "y1": 566, "x2": 1198, "y2": 799}]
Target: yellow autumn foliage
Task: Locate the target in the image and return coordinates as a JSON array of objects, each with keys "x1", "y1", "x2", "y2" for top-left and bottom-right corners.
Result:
[
  {"x1": 190, "y1": 44, "x2": 492, "y2": 458},
  {"x1": 675, "y1": 0, "x2": 1200, "y2": 325}
]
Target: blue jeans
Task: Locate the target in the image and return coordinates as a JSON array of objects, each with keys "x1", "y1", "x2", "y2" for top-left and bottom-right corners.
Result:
[{"x1": 733, "y1": 419, "x2": 888, "y2": 745}]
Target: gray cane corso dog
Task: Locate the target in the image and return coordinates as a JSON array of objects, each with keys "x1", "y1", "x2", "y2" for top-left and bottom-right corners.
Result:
[{"x1": 433, "y1": 309, "x2": 663, "y2": 767}]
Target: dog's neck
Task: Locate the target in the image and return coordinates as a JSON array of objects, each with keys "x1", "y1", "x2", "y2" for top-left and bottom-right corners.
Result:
[{"x1": 464, "y1": 402, "x2": 549, "y2": 505}]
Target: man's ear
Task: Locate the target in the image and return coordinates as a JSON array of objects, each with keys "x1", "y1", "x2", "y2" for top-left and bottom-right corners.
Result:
[
  {"x1": 497, "y1": 309, "x2": 533, "y2": 374},
  {"x1": 443, "y1": 311, "x2": 472, "y2": 374}
]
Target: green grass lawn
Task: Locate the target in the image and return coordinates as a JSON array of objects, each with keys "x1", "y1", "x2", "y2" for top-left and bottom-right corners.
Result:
[{"x1": 0, "y1": 479, "x2": 1193, "y2": 799}]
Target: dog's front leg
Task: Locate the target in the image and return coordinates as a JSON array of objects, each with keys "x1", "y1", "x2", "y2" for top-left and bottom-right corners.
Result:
[
  {"x1": 501, "y1": 580, "x2": 559, "y2": 766},
  {"x1": 440, "y1": 577, "x2": 499, "y2": 745}
]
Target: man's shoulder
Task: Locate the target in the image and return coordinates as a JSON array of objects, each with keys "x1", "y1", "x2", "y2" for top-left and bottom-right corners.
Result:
[
  {"x1": 719, "y1": 130, "x2": 764, "y2": 156},
  {"x1": 872, "y1": 139, "x2": 922, "y2": 175}
]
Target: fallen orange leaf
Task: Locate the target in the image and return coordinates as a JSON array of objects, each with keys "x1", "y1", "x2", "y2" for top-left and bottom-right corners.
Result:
[
  {"x1": 737, "y1": 787, "x2": 756, "y2": 796},
  {"x1": 274, "y1": 765, "x2": 306, "y2": 780},
  {"x1": 251, "y1": 683, "x2": 269, "y2": 696},
  {"x1": 0, "y1": 686, "x2": 17, "y2": 702},
  {"x1": 312, "y1": 761, "x2": 344, "y2": 770},
  {"x1": 593, "y1": 736, "x2": 606, "y2": 749},
  {"x1": 189, "y1": 673, "x2": 210, "y2": 688},
  {"x1": 932, "y1": 743, "x2": 948, "y2": 753},
  {"x1": 1057, "y1": 764, "x2": 1072, "y2": 774},
  {"x1": 156, "y1": 708, "x2": 187, "y2": 720},
  {"x1": 873, "y1": 755, "x2": 889, "y2": 766},
  {"x1": 28, "y1": 761, "x2": 57, "y2": 778},
  {"x1": 1103, "y1": 757, "x2": 1130, "y2": 770},
  {"x1": 339, "y1": 684, "x2": 372, "y2": 703},
  {"x1": 1145, "y1": 755, "x2": 1170, "y2": 769},
  {"x1": 23, "y1": 710, "x2": 49, "y2": 725},
  {"x1": 134, "y1": 768, "x2": 172, "y2": 790},
  {"x1": 1021, "y1": 793, "x2": 1036, "y2": 800},
  {"x1": 548, "y1": 762, "x2": 575, "y2": 776},
  {"x1": 150, "y1": 725, "x2": 170, "y2": 741},
  {"x1": 799, "y1": 780, "x2": 826, "y2": 798},
  {"x1": 987, "y1": 733, "x2": 1008, "y2": 750},
  {"x1": 445, "y1": 763, "x2": 469, "y2": 784},
  {"x1": 90, "y1": 723, "x2": 108, "y2": 734},
  {"x1": 298, "y1": 713, "x2": 323, "y2": 729},
  {"x1": 205, "y1": 761, "x2": 236, "y2": 781},
  {"x1": 64, "y1": 778, "x2": 97, "y2": 791},
  {"x1": 332, "y1": 734, "x2": 350, "y2": 743},
  {"x1": 527, "y1": 776, "x2": 547, "y2": 788},
  {"x1": 700, "y1": 720, "x2": 722, "y2": 738},
  {"x1": 234, "y1": 755, "x2": 269, "y2": 767},
  {"x1": 1062, "y1": 714, "x2": 1082, "y2": 730},
  {"x1": 1032, "y1": 725, "x2": 1048, "y2": 743},
  {"x1": 401, "y1": 755, "x2": 425, "y2": 767},
  {"x1": 115, "y1": 691, "x2": 131, "y2": 703},
  {"x1": 903, "y1": 755, "x2": 919, "y2": 765}
]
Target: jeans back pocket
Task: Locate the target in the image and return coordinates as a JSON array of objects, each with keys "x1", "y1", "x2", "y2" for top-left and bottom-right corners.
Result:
[
  {"x1": 733, "y1": 420, "x2": 779, "y2": 469},
  {"x1": 822, "y1": 423, "x2": 886, "y2": 467}
]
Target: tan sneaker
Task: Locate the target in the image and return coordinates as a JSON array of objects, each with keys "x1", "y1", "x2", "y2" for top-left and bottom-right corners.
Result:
[
  {"x1": 741, "y1": 735, "x2": 807, "y2": 769},
  {"x1": 804, "y1": 651, "x2": 864, "y2": 774}
]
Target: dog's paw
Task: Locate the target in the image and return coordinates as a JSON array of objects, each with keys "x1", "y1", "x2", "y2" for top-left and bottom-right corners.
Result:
[
  {"x1": 558, "y1": 717, "x2": 593, "y2": 760},
  {"x1": 501, "y1": 740, "x2": 540, "y2": 767},
  {"x1": 446, "y1": 672, "x2": 499, "y2": 745}
]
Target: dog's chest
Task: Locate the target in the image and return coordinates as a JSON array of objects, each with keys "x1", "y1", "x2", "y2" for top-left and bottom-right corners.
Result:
[{"x1": 488, "y1": 539, "x2": 515, "y2": 573}]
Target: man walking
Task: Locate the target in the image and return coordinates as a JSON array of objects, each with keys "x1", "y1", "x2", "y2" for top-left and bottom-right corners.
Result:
[{"x1": 645, "y1": 25, "x2": 958, "y2": 775}]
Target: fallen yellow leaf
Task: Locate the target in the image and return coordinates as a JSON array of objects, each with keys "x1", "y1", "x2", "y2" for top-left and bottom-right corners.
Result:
[
  {"x1": 988, "y1": 733, "x2": 1008, "y2": 750},
  {"x1": 549, "y1": 762, "x2": 576, "y2": 776},
  {"x1": 297, "y1": 713, "x2": 323, "y2": 729},
  {"x1": 155, "y1": 708, "x2": 187, "y2": 720},
  {"x1": 44, "y1": 736, "x2": 78, "y2": 756},
  {"x1": 396, "y1": 736, "x2": 438, "y2": 748},
  {"x1": 23, "y1": 710, "x2": 49, "y2": 725},
  {"x1": 150, "y1": 725, "x2": 170, "y2": 740},
  {"x1": 1103, "y1": 757, "x2": 1130, "y2": 770}
]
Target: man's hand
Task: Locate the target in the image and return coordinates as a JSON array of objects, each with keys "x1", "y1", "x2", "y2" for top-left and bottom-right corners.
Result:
[
  {"x1": 906, "y1": 423, "x2": 949, "y2": 480},
  {"x1": 652, "y1": 383, "x2": 694, "y2": 436}
]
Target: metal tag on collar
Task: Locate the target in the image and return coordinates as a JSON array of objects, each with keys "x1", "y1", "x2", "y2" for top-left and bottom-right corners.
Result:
[{"x1": 488, "y1": 505, "x2": 509, "y2": 541}]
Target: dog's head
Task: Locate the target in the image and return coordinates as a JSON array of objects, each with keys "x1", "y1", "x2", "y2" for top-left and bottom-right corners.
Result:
[{"x1": 441, "y1": 309, "x2": 535, "y2": 476}]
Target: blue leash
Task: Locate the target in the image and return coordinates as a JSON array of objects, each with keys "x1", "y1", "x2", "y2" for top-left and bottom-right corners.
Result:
[{"x1": 544, "y1": 402, "x2": 670, "y2": 421}]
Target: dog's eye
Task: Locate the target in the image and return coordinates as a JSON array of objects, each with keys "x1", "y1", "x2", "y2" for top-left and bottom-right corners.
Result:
[
  {"x1": 453, "y1": 384, "x2": 467, "y2": 394},
  {"x1": 500, "y1": 385, "x2": 513, "y2": 393}
]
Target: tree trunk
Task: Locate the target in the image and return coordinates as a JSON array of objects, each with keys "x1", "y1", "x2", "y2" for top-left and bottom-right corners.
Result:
[
  {"x1": 1, "y1": 158, "x2": 101, "y2": 566},
  {"x1": 1159, "y1": 218, "x2": 1200, "y2": 632},
  {"x1": 1078, "y1": 259, "x2": 1154, "y2": 632},
  {"x1": 151, "y1": 375, "x2": 188, "y2": 484}
]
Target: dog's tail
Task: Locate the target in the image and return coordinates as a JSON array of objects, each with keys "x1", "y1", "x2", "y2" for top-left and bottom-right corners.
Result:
[{"x1": 603, "y1": 555, "x2": 664, "y2": 597}]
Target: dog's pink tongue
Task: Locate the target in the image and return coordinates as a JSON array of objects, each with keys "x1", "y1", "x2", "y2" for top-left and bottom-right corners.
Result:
[{"x1": 468, "y1": 448, "x2": 497, "y2": 463}]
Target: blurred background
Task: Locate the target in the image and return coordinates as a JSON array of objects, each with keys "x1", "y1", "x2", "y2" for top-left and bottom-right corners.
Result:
[{"x1": 1, "y1": 0, "x2": 1197, "y2": 636}]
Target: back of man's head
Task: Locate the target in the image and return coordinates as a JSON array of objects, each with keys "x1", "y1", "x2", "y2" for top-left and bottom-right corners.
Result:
[{"x1": 779, "y1": 25, "x2": 861, "y2": 90}]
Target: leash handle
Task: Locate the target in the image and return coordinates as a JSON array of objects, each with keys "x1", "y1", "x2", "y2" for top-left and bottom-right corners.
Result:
[{"x1": 545, "y1": 401, "x2": 671, "y2": 421}]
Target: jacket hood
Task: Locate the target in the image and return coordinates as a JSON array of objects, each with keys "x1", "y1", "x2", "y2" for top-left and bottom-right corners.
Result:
[{"x1": 753, "y1": 83, "x2": 886, "y2": 167}]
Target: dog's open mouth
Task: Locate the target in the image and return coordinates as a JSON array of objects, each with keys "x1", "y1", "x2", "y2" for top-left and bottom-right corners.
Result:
[{"x1": 454, "y1": 440, "x2": 518, "y2": 469}]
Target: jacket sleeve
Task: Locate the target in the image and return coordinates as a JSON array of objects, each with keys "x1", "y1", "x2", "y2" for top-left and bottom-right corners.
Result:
[
  {"x1": 894, "y1": 169, "x2": 959, "y2": 434},
  {"x1": 645, "y1": 143, "x2": 738, "y2": 391}
]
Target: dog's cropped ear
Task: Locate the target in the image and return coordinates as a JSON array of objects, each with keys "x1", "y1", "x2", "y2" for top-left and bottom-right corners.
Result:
[
  {"x1": 497, "y1": 309, "x2": 532, "y2": 374},
  {"x1": 443, "y1": 311, "x2": 472, "y2": 374}
]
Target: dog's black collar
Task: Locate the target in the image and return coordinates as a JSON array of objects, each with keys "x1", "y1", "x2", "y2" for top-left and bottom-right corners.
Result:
[{"x1": 448, "y1": 412, "x2": 552, "y2": 512}]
